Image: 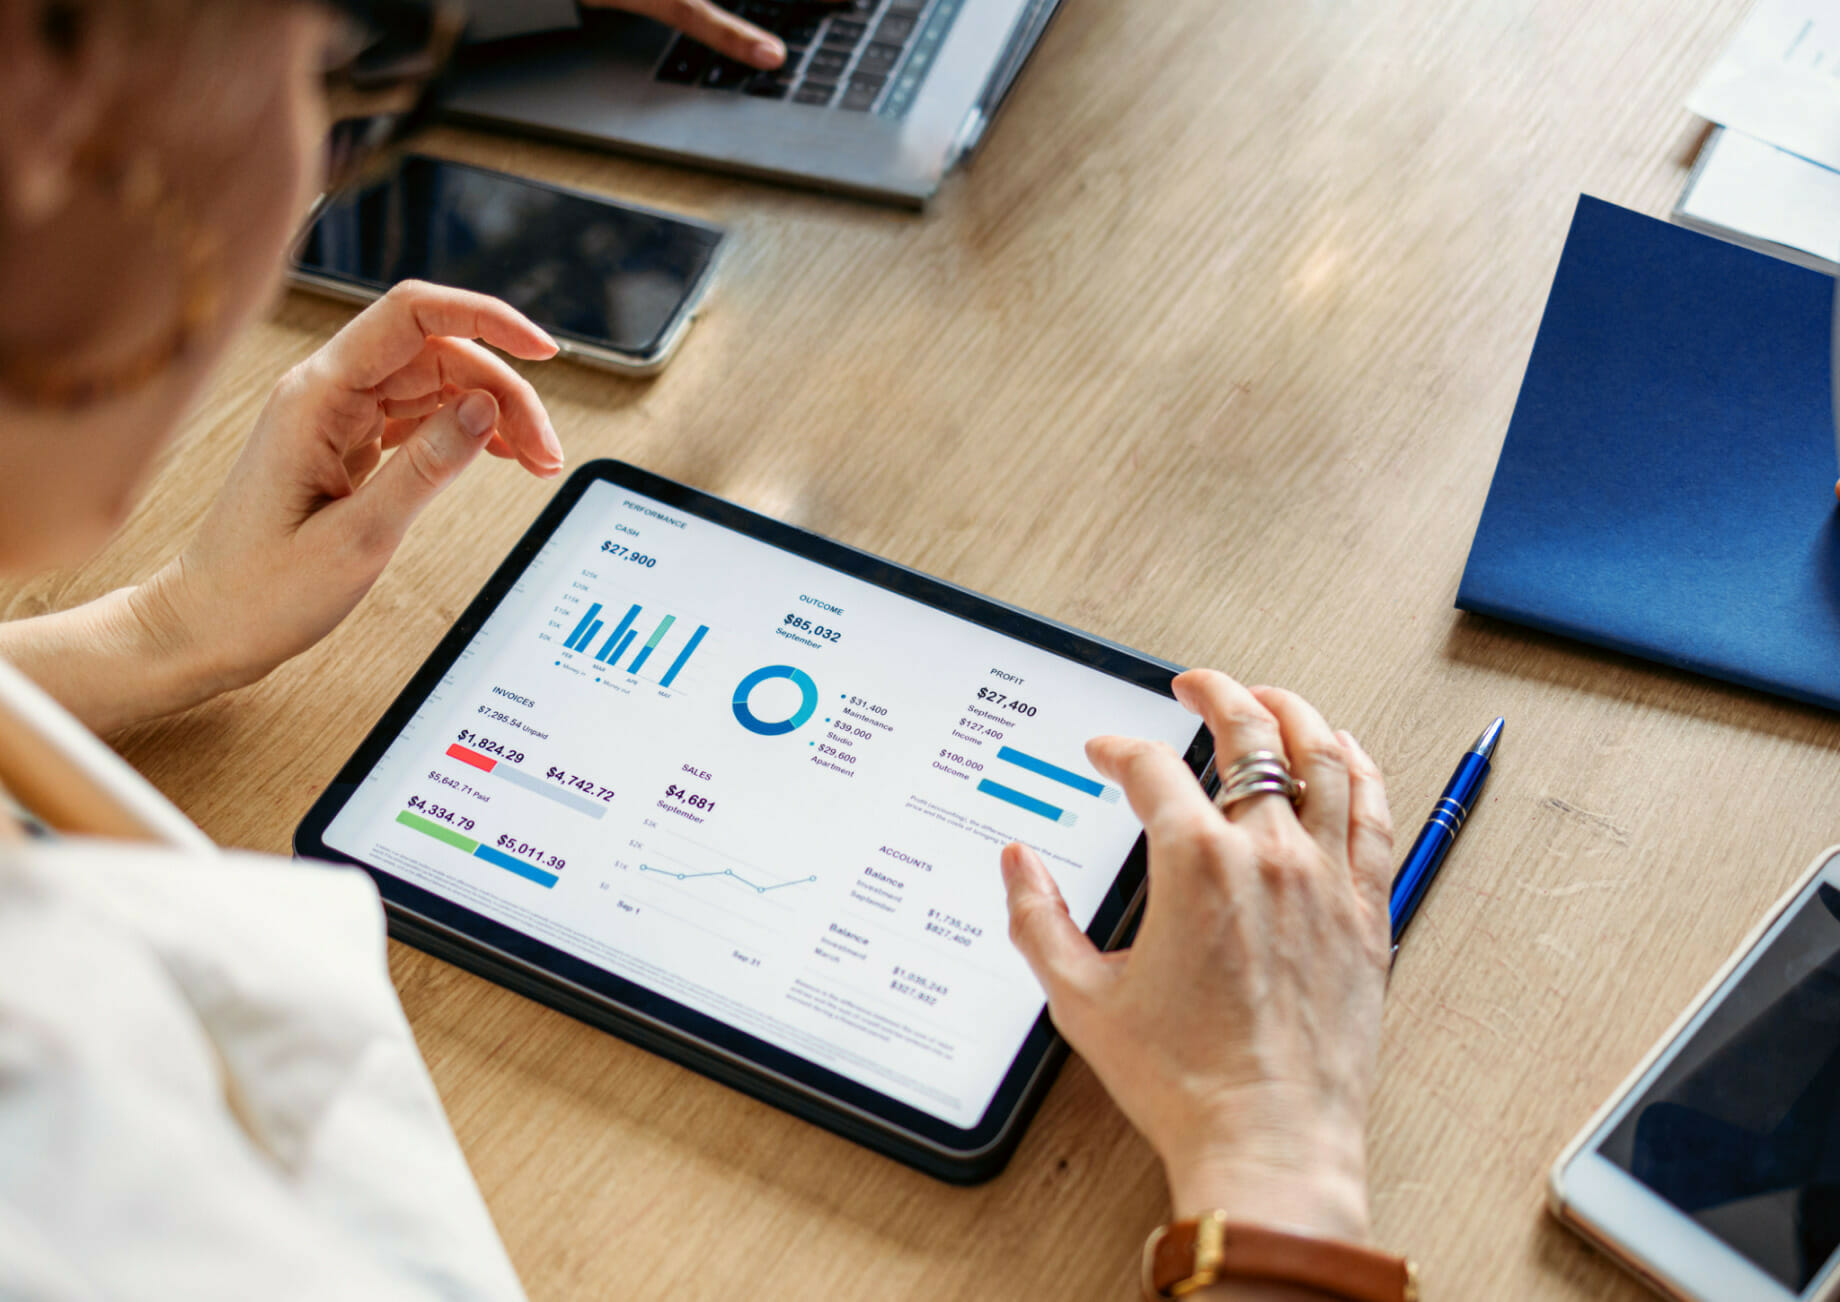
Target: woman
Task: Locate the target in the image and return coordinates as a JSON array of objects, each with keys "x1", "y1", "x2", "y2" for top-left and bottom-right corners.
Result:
[{"x1": 0, "y1": 3, "x2": 1404, "y2": 1298}]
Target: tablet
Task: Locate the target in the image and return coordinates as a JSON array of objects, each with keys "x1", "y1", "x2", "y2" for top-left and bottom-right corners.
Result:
[{"x1": 296, "y1": 461, "x2": 1211, "y2": 1181}]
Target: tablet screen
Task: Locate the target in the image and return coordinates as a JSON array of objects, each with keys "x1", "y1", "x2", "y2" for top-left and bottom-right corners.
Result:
[
  {"x1": 322, "y1": 478, "x2": 1198, "y2": 1129},
  {"x1": 1598, "y1": 881, "x2": 1840, "y2": 1290}
]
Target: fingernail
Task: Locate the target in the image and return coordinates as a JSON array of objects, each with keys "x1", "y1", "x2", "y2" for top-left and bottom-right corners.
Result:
[
  {"x1": 457, "y1": 392, "x2": 497, "y2": 438},
  {"x1": 752, "y1": 38, "x2": 783, "y2": 65},
  {"x1": 543, "y1": 422, "x2": 565, "y2": 465}
]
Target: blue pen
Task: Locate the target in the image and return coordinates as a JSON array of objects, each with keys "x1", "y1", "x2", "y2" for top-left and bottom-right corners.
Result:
[{"x1": 1388, "y1": 718, "x2": 1502, "y2": 960}]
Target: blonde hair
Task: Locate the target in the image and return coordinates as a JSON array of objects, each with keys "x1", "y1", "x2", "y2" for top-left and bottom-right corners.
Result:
[{"x1": 0, "y1": 0, "x2": 315, "y2": 406}]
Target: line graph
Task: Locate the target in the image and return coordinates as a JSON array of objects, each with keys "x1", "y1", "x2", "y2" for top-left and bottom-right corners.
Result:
[{"x1": 638, "y1": 863, "x2": 817, "y2": 894}]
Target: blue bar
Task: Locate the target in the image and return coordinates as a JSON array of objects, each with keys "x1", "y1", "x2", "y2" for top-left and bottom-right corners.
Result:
[
  {"x1": 605, "y1": 629, "x2": 636, "y2": 668},
  {"x1": 595, "y1": 604, "x2": 642, "y2": 663},
  {"x1": 659, "y1": 625, "x2": 708, "y2": 688},
  {"x1": 628, "y1": 614, "x2": 675, "y2": 675},
  {"x1": 977, "y1": 778, "x2": 1065, "y2": 823},
  {"x1": 997, "y1": 746, "x2": 1105, "y2": 797},
  {"x1": 473, "y1": 843, "x2": 558, "y2": 888},
  {"x1": 564, "y1": 602, "x2": 603, "y2": 650}
]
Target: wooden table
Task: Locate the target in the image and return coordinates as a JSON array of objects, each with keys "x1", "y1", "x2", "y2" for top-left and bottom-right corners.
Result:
[{"x1": 6, "y1": 0, "x2": 1834, "y2": 1295}]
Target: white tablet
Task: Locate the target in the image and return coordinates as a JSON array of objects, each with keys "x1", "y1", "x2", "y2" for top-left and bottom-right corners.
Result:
[{"x1": 1551, "y1": 845, "x2": 1840, "y2": 1299}]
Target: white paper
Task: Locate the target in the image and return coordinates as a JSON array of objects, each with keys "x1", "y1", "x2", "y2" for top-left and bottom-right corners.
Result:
[
  {"x1": 1675, "y1": 126, "x2": 1840, "y2": 270},
  {"x1": 1688, "y1": 0, "x2": 1840, "y2": 172}
]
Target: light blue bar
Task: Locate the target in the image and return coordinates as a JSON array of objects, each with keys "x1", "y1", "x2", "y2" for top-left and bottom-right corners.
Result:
[
  {"x1": 473, "y1": 843, "x2": 558, "y2": 888},
  {"x1": 595, "y1": 604, "x2": 642, "y2": 663},
  {"x1": 564, "y1": 602, "x2": 602, "y2": 650},
  {"x1": 977, "y1": 778, "x2": 1065, "y2": 823},
  {"x1": 659, "y1": 625, "x2": 708, "y2": 688},
  {"x1": 490, "y1": 763, "x2": 607, "y2": 819},
  {"x1": 997, "y1": 746, "x2": 1105, "y2": 797}
]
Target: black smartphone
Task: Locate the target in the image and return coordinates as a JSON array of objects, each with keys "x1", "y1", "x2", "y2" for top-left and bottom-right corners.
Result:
[{"x1": 291, "y1": 154, "x2": 726, "y2": 375}]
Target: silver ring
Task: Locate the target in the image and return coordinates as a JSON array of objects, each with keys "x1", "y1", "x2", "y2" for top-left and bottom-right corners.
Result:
[{"x1": 1213, "y1": 750, "x2": 1306, "y2": 813}]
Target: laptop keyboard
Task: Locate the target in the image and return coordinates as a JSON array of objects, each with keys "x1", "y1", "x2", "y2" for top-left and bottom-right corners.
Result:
[{"x1": 654, "y1": 0, "x2": 963, "y2": 118}]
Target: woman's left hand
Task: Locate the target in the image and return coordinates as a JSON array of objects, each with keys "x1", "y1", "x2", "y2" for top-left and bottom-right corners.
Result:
[{"x1": 145, "y1": 281, "x2": 564, "y2": 696}]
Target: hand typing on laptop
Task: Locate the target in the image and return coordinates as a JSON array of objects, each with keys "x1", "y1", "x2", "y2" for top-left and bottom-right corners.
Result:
[
  {"x1": 584, "y1": 0, "x2": 847, "y2": 69},
  {"x1": 468, "y1": 0, "x2": 849, "y2": 71}
]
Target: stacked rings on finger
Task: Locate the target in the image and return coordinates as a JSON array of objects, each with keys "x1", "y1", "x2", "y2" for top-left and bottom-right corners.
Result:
[{"x1": 1212, "y1": 750, "x2": 1306, "y2": 814}]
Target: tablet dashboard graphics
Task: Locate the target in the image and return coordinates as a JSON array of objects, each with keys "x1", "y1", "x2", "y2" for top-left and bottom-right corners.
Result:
[{"x1": 315, "y1": 469, "x2": 1200, "y2": 1143}]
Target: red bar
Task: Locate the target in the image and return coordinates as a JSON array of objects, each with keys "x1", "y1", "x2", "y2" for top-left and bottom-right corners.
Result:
[{"x1": 446, "y1": 743, "x2": 495, "y2": 772}]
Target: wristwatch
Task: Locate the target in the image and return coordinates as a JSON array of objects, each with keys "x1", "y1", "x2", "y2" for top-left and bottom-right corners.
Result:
[{"x1": 1141, "y1": 1212, "x2": 1418, "y2": 1300}]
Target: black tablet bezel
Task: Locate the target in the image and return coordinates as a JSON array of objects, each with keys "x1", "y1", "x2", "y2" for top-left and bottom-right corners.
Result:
[{"x1": 295, "y1": 460, "x2": 1212, "y2": 1182}]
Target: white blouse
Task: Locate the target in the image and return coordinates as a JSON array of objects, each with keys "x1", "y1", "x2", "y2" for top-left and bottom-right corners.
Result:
[{"x1": 0, "y1": 841, "x2": 526, "y2": 1299}]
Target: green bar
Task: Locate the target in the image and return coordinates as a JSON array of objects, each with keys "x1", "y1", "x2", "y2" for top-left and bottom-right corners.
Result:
[
  {"x1": 397, "y1": 809, "x2": 479, "y2": 853},
  {"x1": 643, "y1": 614, "x2": 675, "y2": 650},
  {"x1": 627, "y1": 615, "x2": 676, "y2": 674}
]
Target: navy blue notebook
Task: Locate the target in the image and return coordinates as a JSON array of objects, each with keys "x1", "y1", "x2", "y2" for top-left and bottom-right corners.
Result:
[{"x1": 1457, "y1": 195, "x2": 1840, "y2": 712}]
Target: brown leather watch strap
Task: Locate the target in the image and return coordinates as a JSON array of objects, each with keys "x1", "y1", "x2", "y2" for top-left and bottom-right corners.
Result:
[{"x1": 1142, "y1": 1213, "x2": 1418, "y2": 1301}]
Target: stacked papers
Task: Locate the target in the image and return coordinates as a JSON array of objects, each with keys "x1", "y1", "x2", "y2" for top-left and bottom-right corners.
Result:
[
  {"x1": 1676, "y1": 127, "x2": 1840, "y2": 271},
  {"x1": 1676, "y1": 0, "x2": 1840, "y2": 270}
]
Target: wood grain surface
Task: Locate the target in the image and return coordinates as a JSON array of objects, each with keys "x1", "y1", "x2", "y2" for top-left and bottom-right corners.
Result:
[{"x1": 5, "y1": 0, "x2": 1834, "y2": 1296}]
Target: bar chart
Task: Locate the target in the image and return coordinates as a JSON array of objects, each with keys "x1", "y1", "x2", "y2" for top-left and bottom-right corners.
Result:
[
  {"x1": 396, "y1": 810, "x2": 559, "y2": 888},
  {"x1": 560, "y1": 598, "x2": 709, "y2": 689},
  {"x1": 446, "y1": 742, "x2": 607, "y2": 819},
  {"x1": 975, "y1": 746, "x2": 1121, "y2": 825}
]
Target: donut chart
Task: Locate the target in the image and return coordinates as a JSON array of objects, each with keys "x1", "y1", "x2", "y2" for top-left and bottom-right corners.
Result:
[{"x1": 731, "y1": 665, "x2": 819, "y2": 736}]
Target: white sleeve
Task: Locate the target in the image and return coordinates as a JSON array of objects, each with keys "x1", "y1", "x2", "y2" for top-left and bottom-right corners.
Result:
[
  {"x1": 465, "y1": 0, "x2": 583, "y2": 43},
  {"x1": 0, "y1": 844, "x2": 528, "y2": 1302}
]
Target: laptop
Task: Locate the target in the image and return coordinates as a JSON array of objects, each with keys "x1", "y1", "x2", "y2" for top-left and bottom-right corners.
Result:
[{"x1": 438, "y1": 0, "x2": 1063, "y2": 207}]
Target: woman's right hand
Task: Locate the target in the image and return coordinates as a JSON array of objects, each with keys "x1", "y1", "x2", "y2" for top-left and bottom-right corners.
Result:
[
  {"x1": 0, "y1": 282, "x2": 561, "y2": 736},
  {"x1": 144, "y1": 281, "x2": 562, "y2": 704},
  {"x1": 999, "y1": 669, "x2": 1393, "y2": 1241}
]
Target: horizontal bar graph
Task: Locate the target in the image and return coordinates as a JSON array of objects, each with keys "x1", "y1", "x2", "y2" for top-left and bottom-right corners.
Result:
[
  {"x1": 996, "y1": 746, "x2": 1111, "y2": 798},
  {"x1": 397, "y1": 810, "x2": 558, "y2": 888},
  {"x1": 445, "y1": 742, "x2": 607, "y2": 819},
  {"x1": 977, "y1": 778, "x2": 1078, "y2": 826}
]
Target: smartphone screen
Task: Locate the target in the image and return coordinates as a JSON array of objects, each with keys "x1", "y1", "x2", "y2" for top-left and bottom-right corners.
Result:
[
  {"x1": 293, "y1": 155, "x2": 724, "y2": 360},
  {"x1": 1596, "y1": 878, "x2": 1840, "y2": 1291}
]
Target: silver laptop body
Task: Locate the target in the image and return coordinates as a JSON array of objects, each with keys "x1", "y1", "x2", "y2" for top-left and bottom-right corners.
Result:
[{"x1": 439, "y1": 0, "x2": 1060, "y2": 207}]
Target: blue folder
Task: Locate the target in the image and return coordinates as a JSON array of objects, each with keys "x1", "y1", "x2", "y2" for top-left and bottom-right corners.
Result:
[{"x1": 1456, "y1": 195, "x2": 1840, "y2": 712}]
